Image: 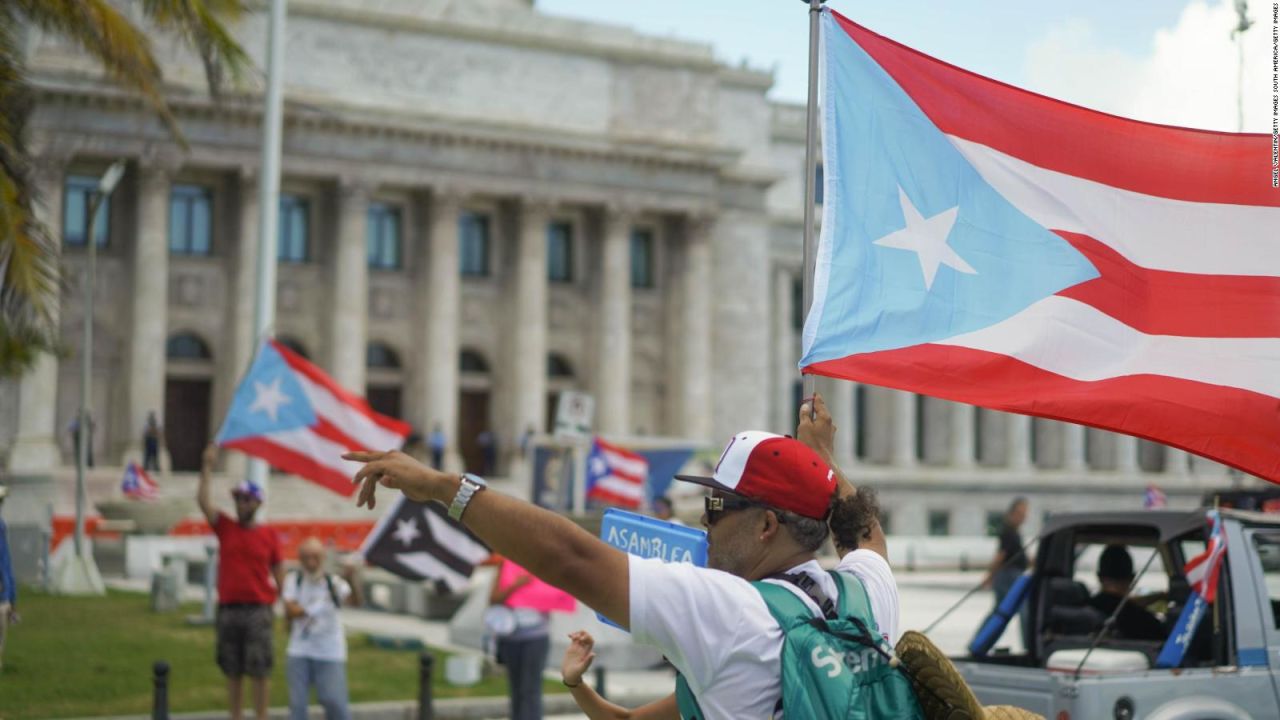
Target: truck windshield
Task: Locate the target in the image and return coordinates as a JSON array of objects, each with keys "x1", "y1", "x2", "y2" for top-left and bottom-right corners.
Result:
[{"x1": 1253, "y1": 535, "x2": 1280, "y2": 630}]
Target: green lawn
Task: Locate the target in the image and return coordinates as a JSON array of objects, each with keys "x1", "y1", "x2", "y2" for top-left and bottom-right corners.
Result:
[{"x1": 0, "y1": 588, "x2": 560, "y2": 719}]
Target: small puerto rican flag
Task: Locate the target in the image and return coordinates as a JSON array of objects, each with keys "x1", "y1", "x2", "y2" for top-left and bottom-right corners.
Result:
[
  {"x1": 122, "y1": 461, "x2": 160, "y2": 501},
  {"x1": 586, "y1": 437, "x2": 648, "y2": 510},
  {"x1": 1143, "y1": 483, "x2": 1167, "y2": 509},
  {"x1": 1185, "y1": 510, "x2": 1227, "y2": 603}
]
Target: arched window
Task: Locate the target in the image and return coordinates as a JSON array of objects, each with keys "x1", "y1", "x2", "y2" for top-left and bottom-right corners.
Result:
[
  {"x1": 166, "y1": 332, "x2": 211, "y2": 360},
  {"x1": 276, "y1": 336, "x2": 309, "y2": 359},
  {"x1": 460, "y1": 349, "x2": 489, "y2": 374},
  {"x1": 547, "y1": 353, "x2": 574, "y2": 379},
  {"x1": 366, "y1": 342, "x2": 401, "y2": 369}
]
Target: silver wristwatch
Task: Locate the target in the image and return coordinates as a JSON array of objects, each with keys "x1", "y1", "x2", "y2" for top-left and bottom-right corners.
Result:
[{"x1": 448, "y1": 473, "x2": 487, "y2": 521}]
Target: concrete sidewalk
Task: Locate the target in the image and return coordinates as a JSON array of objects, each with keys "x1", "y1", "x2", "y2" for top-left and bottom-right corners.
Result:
[
  {"x1": 74, "y1": 688, "x2": 669, "y2": 720},
  {"x1": 100, "y1": 578, "x2": 674, "y2": 720}
]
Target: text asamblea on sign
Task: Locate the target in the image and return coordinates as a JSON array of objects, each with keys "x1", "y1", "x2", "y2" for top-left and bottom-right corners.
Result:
[{"x1": 605, "y1": 525, "x2": 697, "y2": 564}]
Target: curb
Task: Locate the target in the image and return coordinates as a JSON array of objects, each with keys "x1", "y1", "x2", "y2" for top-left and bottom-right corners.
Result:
[{"x1": 71, "y1": 690, "x2": 665, "y2": 720}]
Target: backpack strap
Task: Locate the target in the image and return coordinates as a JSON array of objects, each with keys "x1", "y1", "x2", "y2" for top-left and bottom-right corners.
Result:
[
  {"x1": 752, "y1": 578, "x2": 817, "y2": 630},
  {"x1": 769, "y1": 572, "x2": 838, "y2": 620},
  {"x1": 323, "y1": 573, "x2": 340, "y2": 607},
  {"x1": 292, "y1": 570, "x2": 341, "y2": 608},
  {"x1": 829, "y1": 570, "x2": 879, "y2": 636}
]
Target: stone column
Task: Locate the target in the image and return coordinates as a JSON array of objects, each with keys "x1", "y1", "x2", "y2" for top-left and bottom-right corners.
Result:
[
  {"x1": 1007, "y1": 414, "x2": 1033, "y2": 471},
  {"x1": 227, "y1": 169, "x2": 260, "y2": 385},
  {"x1": 829, "y1": 380, "x2": 857, "y2": 470},
  {"x1": 423, "y1": 188, "x2": 463, "y2": 471},
  {"x1": 1115, "y1": 434, "x2": 1140, "y2": 474},
  {"x1": 1165, "y1": 447, "x2": 1191, "y2": 475},
  {"x1": 950, "y1": 402, "x2": 976, "y2": 469},
  {"x1": 594, "y1": 205, "x2": 632, "y2": 436},
  {"x1": 1061, "y1": 423, "x2": 1086, "y2": 472},
  {"x1": 327, "y1": 178, "x2": 370, "y2": 393},
  {"x1": 710, "y1": 210, "x2": 772, "y2": 439},
  {"x1": 892, "y1": 391, "x2": 917, "y2": 468},
  {"x1": 10, "y1": 159, "x2": 67, "y2": 472},
  {"x1": 123, "y1": 163, "x2": 175, "y2": 462},
  {"x1": 773, "y1": 266, "x2": 797, "y2": 434},
  {"x1": 676, "y1": 214, "x2": 713, "y2": 443},
  {"x1": 221, "y1": 169, "x2": 260, "y2": 479},
  {"x1": 509, "y1": 196, "x2": 551, "y2": 444}
]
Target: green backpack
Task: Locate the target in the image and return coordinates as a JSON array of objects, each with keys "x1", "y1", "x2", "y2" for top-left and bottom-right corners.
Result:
[{"x1": 675, "y1": 570, "x2": 923, "y2": 719}]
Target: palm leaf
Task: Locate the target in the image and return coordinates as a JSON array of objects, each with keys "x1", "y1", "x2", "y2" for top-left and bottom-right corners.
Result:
[
  {"x1": 141, "y1": 0, "x2": 252, "y2": 96},
  {"x1": 14, "y1": 0, "x2": 180, "y2": 139},
  {"x1": 0, "y1": 0, "x2": 254, "y2": 377},
  {"x1": 0, "y1": 9, "x2": 60, "y2": 375}
]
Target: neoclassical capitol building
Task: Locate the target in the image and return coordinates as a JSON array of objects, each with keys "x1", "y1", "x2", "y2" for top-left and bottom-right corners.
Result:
[{"x1": 0, "y1": 0, "x2": 1246, "y2": 534}]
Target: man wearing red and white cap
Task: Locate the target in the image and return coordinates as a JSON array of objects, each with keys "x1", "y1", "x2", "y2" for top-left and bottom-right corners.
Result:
[{"x1": 345, "y1": 395, "x2": 894, "y2": 720}]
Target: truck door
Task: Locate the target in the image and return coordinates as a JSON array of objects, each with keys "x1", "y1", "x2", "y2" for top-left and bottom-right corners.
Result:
[{"x1": 1234, "y1": 526, "x2": 1280, "y2": 715}]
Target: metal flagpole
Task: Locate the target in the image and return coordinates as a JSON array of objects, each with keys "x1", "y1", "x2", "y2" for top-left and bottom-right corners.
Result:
[
  {"x1": 800, "y1": 0, "x2": 826, "y2": 404},
  {"x1": 248, "y1": 0, "x2": 288, "y2": 502},
  {"x1": 1231, "y1": 1, "x2": 1253, "y2": 133}
]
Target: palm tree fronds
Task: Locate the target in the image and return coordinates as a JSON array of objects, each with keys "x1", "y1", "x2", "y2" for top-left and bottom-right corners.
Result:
[
  {"x1": 0, "y1": 158, "x2": 61, "y2": 376},
  {"x1": 1, "y1": 0, "x2": 254, "y2": 376},
  {"x1": 141, "y1": 0, "x2": 252, "y2": 97},
  {"x1": 14, "y1": 0, "x2": 182, "y2": 141}
]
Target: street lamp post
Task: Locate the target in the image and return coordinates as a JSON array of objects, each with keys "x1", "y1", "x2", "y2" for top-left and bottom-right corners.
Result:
[{"x1": 55, "y1": 159, "x2": 125, "y2": 596}]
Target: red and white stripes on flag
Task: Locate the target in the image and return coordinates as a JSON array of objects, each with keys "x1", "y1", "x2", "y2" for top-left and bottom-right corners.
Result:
[
  {"x1": 122, "y1": 461, "x2": 160, "y2": 501},
  {"x1": 219, "y1": 339, "x2": 411, "y2": 496},
  {"x1": 586, "y1": 436, "x2": 648, "y2": 509},
  {"x1": 1184, "y1": 510, "x2": 1227, "y2": 603},
  {"x1": 806, "y1": 12, "x2": 1280, "y2": 482}
]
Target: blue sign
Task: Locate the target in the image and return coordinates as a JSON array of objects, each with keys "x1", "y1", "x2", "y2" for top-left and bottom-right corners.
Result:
[
  {"x1": 1156, "y1": 591, "x2": 1208, "y2": 669},
  {"x1": 598, "y1": 509, "x2": 708, "y2": 629}
]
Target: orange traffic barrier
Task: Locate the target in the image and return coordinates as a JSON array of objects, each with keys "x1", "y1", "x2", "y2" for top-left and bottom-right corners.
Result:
[{"x1": 53, "y1": 515, "x2": 375, "y2": 559}]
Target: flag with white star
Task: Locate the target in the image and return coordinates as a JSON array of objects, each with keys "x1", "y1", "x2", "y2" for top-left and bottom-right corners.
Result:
[
  {"x1": 802, "y1": 8, "x2": 1280, "y2": 482},
  {"x1": 216, "y1": 339, "x2": 412, "y2": 496},
  {"x1": 359, "y1": 495, "x2": 490, "y2": 592}
]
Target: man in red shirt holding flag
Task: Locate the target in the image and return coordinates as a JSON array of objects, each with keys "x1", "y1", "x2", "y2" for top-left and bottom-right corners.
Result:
[{"x1": 198, "y1": 444, "x2": 284, "y2": 720}]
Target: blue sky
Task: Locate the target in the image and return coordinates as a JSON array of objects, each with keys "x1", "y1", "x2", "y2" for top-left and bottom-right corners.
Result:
[{"x1": 536, "y1": 0, "x2": 1270, "y2": 132}]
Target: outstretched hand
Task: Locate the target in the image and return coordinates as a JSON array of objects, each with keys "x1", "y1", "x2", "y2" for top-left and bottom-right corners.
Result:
[
  {"x1": 344, "y1": 449, "x2": 457, "y2": 510},
  {"x1": 561, "y1": 630, "x2": 597, "y2": 686},
  {"x1": 796, "y1": 392, "x2": 836, "y2": 460}
]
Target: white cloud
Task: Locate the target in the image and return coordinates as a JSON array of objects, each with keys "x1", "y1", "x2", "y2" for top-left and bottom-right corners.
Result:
[{"x1": 1025, "y1": 0, "x2": 1272, "y2": 132}]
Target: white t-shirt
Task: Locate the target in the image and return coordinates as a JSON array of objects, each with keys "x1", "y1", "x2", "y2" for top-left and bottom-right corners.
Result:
[
  {"x1": 282, "y1": 572, "x2": 352, "y2": 661},
  {"x1": 629, "y1": 549, "x2": 899, "y2": 720}
]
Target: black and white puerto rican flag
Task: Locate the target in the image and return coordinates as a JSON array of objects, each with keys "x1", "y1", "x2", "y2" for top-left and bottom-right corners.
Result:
[{"x1": 359, "y1": 496, "x2": 490, "y2": 593}]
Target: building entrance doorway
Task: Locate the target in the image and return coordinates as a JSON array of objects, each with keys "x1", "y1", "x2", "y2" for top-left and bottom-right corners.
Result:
[
  {"x1": 458, "y1": 390, "x2": 491, "y2": 474},
  {"x1": 165, "y1": 378, "x2": 211, "y2": 471}
]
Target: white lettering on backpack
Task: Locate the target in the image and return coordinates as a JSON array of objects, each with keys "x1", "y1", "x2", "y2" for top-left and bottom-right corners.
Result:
[
  {"x1": 811, "y1": 645, "x2": 842, "y2": 678},
  {"x1": 810, "y1": 643, "x2": 884, "y2": 678}
]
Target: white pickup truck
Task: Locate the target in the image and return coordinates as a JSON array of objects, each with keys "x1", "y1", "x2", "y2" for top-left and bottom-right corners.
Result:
[{"x1": 953, "y1": 509, "x2": 1280, "y2": 720}]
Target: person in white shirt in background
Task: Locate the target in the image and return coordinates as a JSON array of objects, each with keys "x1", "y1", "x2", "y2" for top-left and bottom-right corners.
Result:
[{"x1": 282, "y1": 538, "x2": 362, "y2": 720}]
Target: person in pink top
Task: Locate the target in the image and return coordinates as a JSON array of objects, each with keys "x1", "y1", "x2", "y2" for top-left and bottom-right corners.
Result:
[
  {"x1": 199, "y1": 444, "x2": 285, "y2": 720},
  {"x1": 489, "y1": 559, "x2": 575, "y2": 720}
]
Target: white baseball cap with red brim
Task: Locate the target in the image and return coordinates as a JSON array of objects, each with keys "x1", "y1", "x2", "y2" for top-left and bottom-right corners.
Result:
[{"x1": 675, "y1": 431, "x2": 837, "y2": 520}]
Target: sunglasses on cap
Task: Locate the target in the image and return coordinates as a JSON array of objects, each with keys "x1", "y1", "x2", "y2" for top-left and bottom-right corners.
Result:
[{"x1": 704, "y1": 494, "x2": 788, "y2": 527}]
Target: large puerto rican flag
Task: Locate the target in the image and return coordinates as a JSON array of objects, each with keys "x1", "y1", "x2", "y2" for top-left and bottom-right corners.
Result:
[
  {"x1": 802, "y1": 9, "x2": 1280, "y2": 481},
  {"x1": 216, "y1": 339, "x2": 411, "y2": 496}
]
